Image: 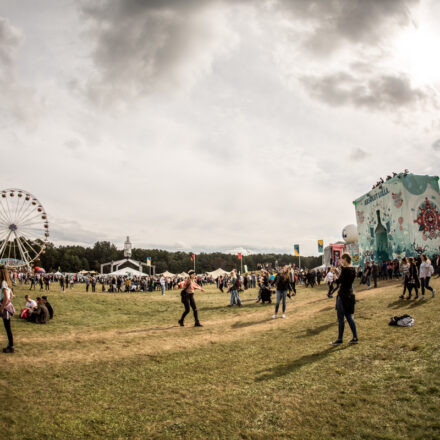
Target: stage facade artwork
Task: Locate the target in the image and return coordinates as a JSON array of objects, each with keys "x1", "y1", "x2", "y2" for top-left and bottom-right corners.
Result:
[{"x1": 353, "y1": 173, "x2": 440, "y2": 265}]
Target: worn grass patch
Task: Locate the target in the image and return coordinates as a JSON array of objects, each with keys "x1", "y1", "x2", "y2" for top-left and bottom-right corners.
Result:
[{"x1": 1, "y1": 278, "x2": 440, "y2": 439}]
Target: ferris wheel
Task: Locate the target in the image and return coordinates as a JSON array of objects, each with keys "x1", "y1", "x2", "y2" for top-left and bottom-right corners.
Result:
[{"x1": 0, "y1": 189, "x2": 49, "y2": 268}]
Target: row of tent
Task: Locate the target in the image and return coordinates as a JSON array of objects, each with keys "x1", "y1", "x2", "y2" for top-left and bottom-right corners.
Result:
[{"x1": 104, "y1": 267, "x2": 231, "y2": 279}]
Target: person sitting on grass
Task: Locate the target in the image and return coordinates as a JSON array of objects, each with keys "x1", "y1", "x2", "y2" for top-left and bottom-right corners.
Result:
[
  {"x1": 41, "y1": 296, "x2": 53, "y2": 320},
  {"x1": 29, "y1": 297, "x2": 50, "y2": 324},
  {"x1": 20, "y1": 294, "x2": 37, "y2": 319},
  {"x1": 331, "y1": 253, "x2": 358, "y2": 346}
]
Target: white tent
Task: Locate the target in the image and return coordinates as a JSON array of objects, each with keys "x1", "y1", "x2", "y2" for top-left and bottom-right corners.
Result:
[
  {"x1": 160, "y1": 271, "x2": 175, "y2": 277},
  {"x1": 178, "y1": 272, "x2": 189, "y2": 278},
  {"x1": 54, "y1": 271, "x2": 63, "y2": 276},
  {"x1": 207, "y1": 268, "x2": 229, "y2": 279},
  {"x1": 108, "y1": 267, "x2": 146, "y2": 277}
]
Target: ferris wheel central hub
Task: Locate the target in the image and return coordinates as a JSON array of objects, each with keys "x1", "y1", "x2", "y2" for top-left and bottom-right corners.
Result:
[{"x1": 9, "y1": 224, "x2": 17, "y2": 231}]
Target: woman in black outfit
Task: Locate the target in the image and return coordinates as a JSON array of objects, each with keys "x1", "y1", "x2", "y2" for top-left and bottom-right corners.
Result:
[
  {"x1": 331, "y1": 253, "x2": 358, "y2": 345},
  {"x1": 405, "y1": 257, "x2": 420, "y2": 299}
]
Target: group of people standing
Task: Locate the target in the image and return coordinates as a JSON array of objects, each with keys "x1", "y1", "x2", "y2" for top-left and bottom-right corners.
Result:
[{"x1": 399, "y1": 255, "x2": 436, "y2": 300}]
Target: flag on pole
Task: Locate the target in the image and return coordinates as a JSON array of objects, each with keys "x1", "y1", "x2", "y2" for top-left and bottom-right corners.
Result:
[
  {"x1": 318, "y1": 240, "x2": 324, "y2": 253},
  {"x1": 190, "y1": 253, "x2": 195, "y2": 261},
  {"x1": 238, "y1": 253, "x2": 242, "y2": 260},
  {"x1": 146, "y1": 257, "x2": 151, "y2": 266},
  {"x1": 294, "y1": 244, "x2": 300, "y2": 257}
]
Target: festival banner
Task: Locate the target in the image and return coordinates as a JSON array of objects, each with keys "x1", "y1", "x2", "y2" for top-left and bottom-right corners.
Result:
[
  {"x1": 294, "y1": 244, "x2": 300, "y2": 257},
  {"x1": 238, "y1": 253, "x2": 242, "y2": 260},
  {"x1": 190, "y1": 253, "x2": 195, "y2": 261},
  {"x1": 318, "y1": 240, "x2": 324, "y2": 253},
  {"x1": 146, "y1": 257, "x2": 151, "y2": 266}
]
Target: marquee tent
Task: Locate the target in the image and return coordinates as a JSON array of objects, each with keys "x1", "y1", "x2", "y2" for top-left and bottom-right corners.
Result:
[
  {"x1": 178, "y1": 272, "x2": 189, "y2": 278},
  {"x1": 207, "y1": 268, "x2": 229, "y2": 279},
  {"x1": 160, "y1": 271, "x2": 175, "y2": 277},
  {"x1": 108, "y1": 267, "x2": 146, "y2": 277}
]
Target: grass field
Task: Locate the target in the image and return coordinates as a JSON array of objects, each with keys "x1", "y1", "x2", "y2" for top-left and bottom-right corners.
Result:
[{"x1": 1, "y1": 277, "x2": 440, "y2": 440}]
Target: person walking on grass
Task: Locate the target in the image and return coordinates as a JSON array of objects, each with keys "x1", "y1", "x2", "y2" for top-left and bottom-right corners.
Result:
[
  {"x1": 272, "y1": 266, "x2": 293, "y2": 319},
  {"x1": 1, "y1": 267, "x2": 15, "y2": 353},
  {"x1": 420, "y1": 255, "x2": 436, "y2": 300},
  {"x1": 405, "y1": 257, "x2": 420, "y2": 300},
  {"x1": 331, "y1": 253, "x2": 358, "y2": 346},
  {"x1": 178, "y1": 270, "x2": 205, "y2": 327},
  {"x1": 399, "y1": 257, "x2": 410, "y2": 299}
]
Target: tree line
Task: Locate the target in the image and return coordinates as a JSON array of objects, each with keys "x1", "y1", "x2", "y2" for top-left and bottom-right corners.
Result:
[{"x1": 38, "y1": 241, "x2": 323, "y2": 274}]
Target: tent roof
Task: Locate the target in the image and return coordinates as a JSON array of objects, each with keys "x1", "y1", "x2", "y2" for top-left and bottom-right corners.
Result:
[
  {"x1": 207, "y1": 268, "x2": 229, "y2": 279},
  {"x1": 160, "y1": 271, "x2": 175, "y2": 277},
  {"x1": 108, "y1": 267, "x2": 146, "y2": 277},
  {"x1": 178, "y1": 272, "x2": 189, "y2": 278}
]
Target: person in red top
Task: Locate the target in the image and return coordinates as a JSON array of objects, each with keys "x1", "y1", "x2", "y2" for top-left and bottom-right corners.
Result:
[{"x1": 178, "y1": 270, "x2": 205, "y2": 327}]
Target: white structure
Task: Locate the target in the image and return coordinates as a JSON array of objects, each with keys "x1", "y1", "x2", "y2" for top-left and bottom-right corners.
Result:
[
  {"x1": 100, "y1": 236, "x2": 155, "y2": 275},
  {"x1": 123, "y1": 236, "x2": 132, "y2": 258},
  {"x1": 342, "y1": 224, "x2": 358, "y2": 244}
]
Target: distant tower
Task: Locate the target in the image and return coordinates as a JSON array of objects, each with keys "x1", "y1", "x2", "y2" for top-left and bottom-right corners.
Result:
[{"x1": 124, "y1": 236, "x2": 132, "y2": 258}]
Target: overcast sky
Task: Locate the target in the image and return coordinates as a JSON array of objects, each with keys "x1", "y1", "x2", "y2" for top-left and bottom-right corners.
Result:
[{"x1": 1, "y1": 0, "x2": 439, "y2": 255}]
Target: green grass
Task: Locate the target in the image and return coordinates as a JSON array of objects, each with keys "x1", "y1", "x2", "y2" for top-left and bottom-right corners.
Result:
[{"x1": 1, "y1": 278, "x2": 440, "y2": 439}]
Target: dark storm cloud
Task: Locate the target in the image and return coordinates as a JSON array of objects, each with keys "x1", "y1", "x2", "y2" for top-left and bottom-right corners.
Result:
[
  {"x1": 301, "y1": 72, "x2": 426, "y2": 110},
  {"x1": 80, "y1": 0, "x2": 419, "y2": 103}
]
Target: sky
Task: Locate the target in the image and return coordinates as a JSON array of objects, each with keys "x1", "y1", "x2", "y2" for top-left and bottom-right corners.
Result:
[{"x1": 1, "y1": 0, "x2": 440, "y2": 256}]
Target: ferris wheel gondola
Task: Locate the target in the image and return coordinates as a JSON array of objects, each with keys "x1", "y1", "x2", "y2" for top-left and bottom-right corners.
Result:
[{"x1": 0, "y1": 188, "x2": 49, "y2": 268}]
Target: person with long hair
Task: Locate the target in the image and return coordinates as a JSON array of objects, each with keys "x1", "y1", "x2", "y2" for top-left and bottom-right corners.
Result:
[
  {"x1": 178, "y1": 270, "x2": 205, "y2": 327},
  {"x1": 331, "y1": 253, "x2": 358, "y2": 345},
  {"x1": 0, "y1": 267, "x2": 15, "y2": 353},
  {"x1": 399, "y1": 257, "x2": 410, "y2": 299},
  {"x1": 272, "y1": 266, "x2": 293, "y2": 319}
]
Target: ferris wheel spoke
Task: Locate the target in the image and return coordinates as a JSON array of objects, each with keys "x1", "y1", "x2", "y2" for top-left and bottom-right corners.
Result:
[
  {"x1": 19, "y1": 221, "x2": 45, "y2": 232},
  {"x1": 20, "y1": 226, "x2": 46, "y2": 240},
  {"x1": 17, "y1": 230, "x2": 42, "y2": 256},
  {"x1": 0, "y1": 198, "x2": 12, "y2": 224},
  {"x1": 15, "y1": 233, "x2": 31, "y2": 266},
  {"x1": 15, "y1": 201, "x2": 36, "y2": 225},
  {"x1": 12, "y1": 195, "x2": 23, "y2": 223},
  {"x1": 14, "y1": 195, "x2": 30, "y2": 224},
  {"x1": 0, "y1": 230, "x2": 12, "y2": 258},
  {"x1": 4, "y1": 197, "x2": 15, "y2": 225}
]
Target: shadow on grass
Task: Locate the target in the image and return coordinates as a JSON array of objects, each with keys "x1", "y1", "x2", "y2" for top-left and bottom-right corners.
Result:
[
  {"x1": 255, "y1": 346, "x2": 350, "y2": 381},
  {"x1": 200, "y1": 302, "x2": 271, "y2": 312},
  {"x1": 387, "y1": 299, "x2": 407, "y2": 309},
  {"x1": 296, "y1": 322, "x2": 336, "y2": 339},
  {"x1": 231, "y1": 318, "x2": 272, "y2": 329}
]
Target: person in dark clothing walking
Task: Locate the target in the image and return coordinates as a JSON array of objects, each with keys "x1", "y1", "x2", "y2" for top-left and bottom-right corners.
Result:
[
  {"x1": 405, "y1": 257, "x2": 420, "y2": 300},
  {"x1": 331, "y1": 253, "x2": 358, "y2": 345},
  {"x1": 178, "y1": 270, "x2": 205, "y2": 327}
]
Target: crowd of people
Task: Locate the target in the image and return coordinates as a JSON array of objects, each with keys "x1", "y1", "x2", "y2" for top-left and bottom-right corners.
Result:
[{"x1": 1, "y1": 253, "x2": 439, "y2": 353}]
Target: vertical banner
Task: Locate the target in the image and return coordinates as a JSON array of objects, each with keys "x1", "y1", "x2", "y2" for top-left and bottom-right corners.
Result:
[
  {"x1": 238, "y1": 253, "x2": 242, "y2": 260},
  {"x1": 191, "y1": 253, "x2": 196, "y2": 271},
  {"x1": 146, "y1": 257, "x2": 151, "y2": 266},
  {"x1": 244, "y1": 264, "x2": 248, "y2": 273},
  {"x1": 317, "y1": 240, "x2": 324, "y2": 253},
  {"x1": 294, "y1": 245, "x2": 300, "y2": 257}
]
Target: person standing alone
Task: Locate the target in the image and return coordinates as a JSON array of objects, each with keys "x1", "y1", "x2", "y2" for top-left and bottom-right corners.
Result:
[
  {"x1": 178, "y1": 270, "x2": 205, "y2": 327},
  {"x1": 331, "y1": 253, "x2": 358, "y2": 345},
  {"x1": 1, "y1": 267, "x2": 15, "y2": 353}
]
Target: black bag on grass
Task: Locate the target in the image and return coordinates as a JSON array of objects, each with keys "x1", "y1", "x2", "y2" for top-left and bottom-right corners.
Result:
[{"x1": 389, "y1": 314, "x2": 414, "y2": 327}]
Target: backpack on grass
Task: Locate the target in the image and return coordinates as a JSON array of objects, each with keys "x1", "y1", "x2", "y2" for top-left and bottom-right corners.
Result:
[{"x1": 389, "y1": 314, "x2": 414, "y2": 327}]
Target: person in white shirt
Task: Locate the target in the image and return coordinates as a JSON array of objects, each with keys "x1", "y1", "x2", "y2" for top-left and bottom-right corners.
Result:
[
  {"x1": 159, "y1": 276, "x2": 166, "y2": 296},
  {"x1": 419, "y1": 255, "x2": 436, "y2": 299},
  {"x1": 24, "y1": 294, "x2": 37, "y2": 310},
  {"x1": 324, "y1": 268, "x2": 335, "y2": 298}
]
